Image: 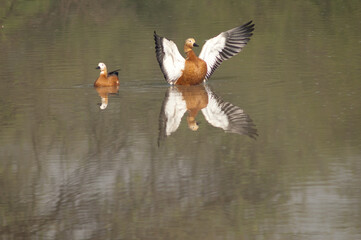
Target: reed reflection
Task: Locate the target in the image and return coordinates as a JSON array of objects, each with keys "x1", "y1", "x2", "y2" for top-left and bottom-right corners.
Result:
[
  {"x1": 159, "y1": 84, "x2": 258, "y2": 141},
  {"x1": 94, "y1": 86, "x2": 119, "y2": 109}
]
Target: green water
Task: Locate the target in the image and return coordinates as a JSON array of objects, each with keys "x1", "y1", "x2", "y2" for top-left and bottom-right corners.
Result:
[{"x1": 0, "y1": 0, "x2": 360, "y2": 239}]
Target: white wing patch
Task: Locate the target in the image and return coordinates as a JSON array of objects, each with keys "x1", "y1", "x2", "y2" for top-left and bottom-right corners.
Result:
[
  {"x1": 162, "y1": 39, "x2": 185, "y2": 83},
  {"x1": 199, "y1": 33, "x2": 227, "y2": 80},
  {"x1": 154, "y1": 32, "x2": 185, "y2": 84}
]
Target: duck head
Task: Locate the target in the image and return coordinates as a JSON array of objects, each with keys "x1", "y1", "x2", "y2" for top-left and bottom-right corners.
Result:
[
  {"x1": 96, "y1": 62, "x2": 107, "y2": 75},
  {"x1": 184, "y1": 38, "x2": 199, "y2": 53}
]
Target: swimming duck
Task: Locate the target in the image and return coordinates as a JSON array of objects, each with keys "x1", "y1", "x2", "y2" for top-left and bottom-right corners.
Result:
[
  {"x1": 94, "y1": 62, "x2": 120, "y2": 87},
  {"x1": 154, "y1": 21, "x2": 254, "y2": 85}
]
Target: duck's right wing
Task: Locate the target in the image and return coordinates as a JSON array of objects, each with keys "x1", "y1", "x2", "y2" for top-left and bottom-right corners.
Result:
[
  {"x1": 199, "y1": 21, "x2": 254, "y2": 80},
  {"x1": 154, "y1": 32, "x2": 185, "y2": 85}
]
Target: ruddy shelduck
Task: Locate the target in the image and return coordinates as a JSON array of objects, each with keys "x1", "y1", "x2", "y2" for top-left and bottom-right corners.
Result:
[
  {"x1": 154, "y1": 21, "x2": 254, "y2": 85},
  {"x1": 94, "y1": 62, "x2": 120, "y2": 87}
]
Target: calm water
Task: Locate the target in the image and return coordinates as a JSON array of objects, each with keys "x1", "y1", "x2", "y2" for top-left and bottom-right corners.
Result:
[{"x1": 1, "y1": 1, "x2": 361, "y2": 239}]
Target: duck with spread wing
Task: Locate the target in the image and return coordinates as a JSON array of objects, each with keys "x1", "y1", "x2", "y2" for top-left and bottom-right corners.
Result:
[{"x1": 154, "y1": 21, "x2": 254, "y2": 85}]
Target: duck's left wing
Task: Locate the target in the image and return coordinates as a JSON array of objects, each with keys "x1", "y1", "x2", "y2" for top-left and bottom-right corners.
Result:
[
  {"x1": 154, "y1": 32, "x2": 185, "y2": 85},
  {"x1": 199, "y1": 21, "x2": 254, "y2": 80}
]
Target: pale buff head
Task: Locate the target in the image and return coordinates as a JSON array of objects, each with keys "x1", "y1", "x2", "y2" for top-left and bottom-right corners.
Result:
[
  {"x1": 184, "y1": 38, "x2": 199, "y2": 52},
  {"x1": 96, "y1": 62, "x2": 107, "y2": 75}
]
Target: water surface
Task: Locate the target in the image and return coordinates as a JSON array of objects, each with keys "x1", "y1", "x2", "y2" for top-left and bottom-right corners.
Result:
[{"x1": 1, "y1": 0, "x2": 361, "y2": 239}]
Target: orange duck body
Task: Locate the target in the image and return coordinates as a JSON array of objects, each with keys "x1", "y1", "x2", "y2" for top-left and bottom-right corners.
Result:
[{"x1": 176, "y1": 48, "x2": 207, "y2": 85}]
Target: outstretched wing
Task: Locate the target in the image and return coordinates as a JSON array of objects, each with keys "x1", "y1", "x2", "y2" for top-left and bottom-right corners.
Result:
[
  {"x1": 158, "y1": 86, "x2": 187, "y2": 144},
  {"x1": 199, "y1": 21, "x2": 254, "y2": 80},
  {"x1": 201, "y1": 86, "x2": 258, "y2": 139},
  {"x1": 154, "y1": 32, "x2": 185, "y2": 84}
]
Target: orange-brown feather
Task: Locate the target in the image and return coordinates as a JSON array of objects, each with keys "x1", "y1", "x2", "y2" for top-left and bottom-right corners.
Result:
[
  {"x1": 176, "y1": 85, "x2": 209, "y2": 130},
  {"x1": 94, "y1": 74, "x2": 119, "y2": 87},
  {"x1": 176, "y1": 50, "x2": 207, "y2": 86}
]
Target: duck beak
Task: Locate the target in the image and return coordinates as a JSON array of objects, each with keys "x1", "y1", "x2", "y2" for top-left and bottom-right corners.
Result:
[
  {"x1": 96, "y1": 66, "x2": 100, "y2": 69},
  {"x1": 193, "y1": 43, "x2": 199, "y2": 47}
]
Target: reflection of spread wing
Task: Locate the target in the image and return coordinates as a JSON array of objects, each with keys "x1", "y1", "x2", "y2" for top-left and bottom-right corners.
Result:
[
  {"x1": 201, "y1": 86, "x2": 258, "y2": 138},
  {"x1": 158, "y1": 87, "x2": 187, "y2": 144}
]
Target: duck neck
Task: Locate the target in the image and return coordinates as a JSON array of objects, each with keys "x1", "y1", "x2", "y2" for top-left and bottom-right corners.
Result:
[
  {"x1": 184, "y1": 44, "x2": 192, "y2": 53},
  {"x1": 100, "y1": 69, "x2": 108, "y2": 76},
  {"x1": 185, "y1": 49, "x2": 196, "y2": 59}
]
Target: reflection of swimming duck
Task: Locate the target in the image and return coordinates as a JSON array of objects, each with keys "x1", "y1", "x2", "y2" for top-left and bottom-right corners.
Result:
[
  {"x1": 94, "y1": 86, "x2": 119, "y2": 109},
  {"x1": 154, "y1": 21, "x2": 254, "y2": 85},
  {"x1": 94, "y1": 62, "x2": 120, "y2": 87},
  {"x1": 158, "y1": 84, "x2": 258, "y2": 142}
]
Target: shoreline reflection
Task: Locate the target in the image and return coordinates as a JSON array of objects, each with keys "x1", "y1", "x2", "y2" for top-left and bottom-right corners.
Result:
[{"x1": 158, "y1": 84, "x2": 258, "y2": 142}]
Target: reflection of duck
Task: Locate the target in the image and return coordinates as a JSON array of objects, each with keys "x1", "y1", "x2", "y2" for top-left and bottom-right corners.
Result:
[
  {"x1": 176, "y1": 85, "x2": 208, "y2": 131},
  {"x1": 94, "y1": 62, "x2": 120, "y2": 87},
  {"x1": 154, "y1": 21, "x2": 254, "y2": 85},
  {"x1": 158, "y1": 84, "x2": 258, "y2": 142},
  {"x1": 94, "y1": 86, "x2": 119, "y2": 109}
]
